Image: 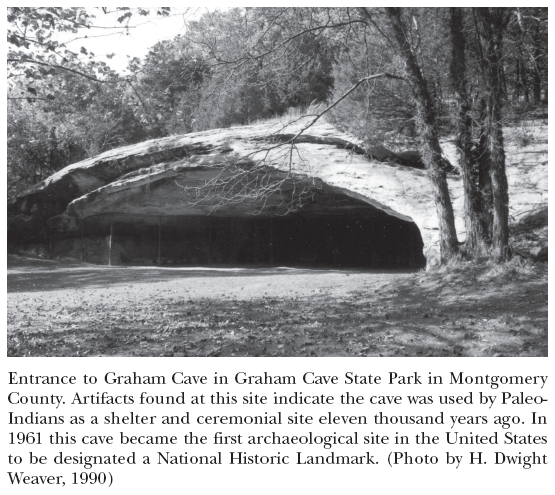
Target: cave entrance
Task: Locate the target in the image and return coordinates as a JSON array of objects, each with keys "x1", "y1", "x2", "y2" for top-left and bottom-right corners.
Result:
[
  {"x1": 41, "y1": 167, "x2": 427, "y2": 268},
  {"x1": 69, "y1": 206, "x2": 425, "y2": 268},
  {"x1": 240, "y1": 212, "x2": 426, "y2": 268}
]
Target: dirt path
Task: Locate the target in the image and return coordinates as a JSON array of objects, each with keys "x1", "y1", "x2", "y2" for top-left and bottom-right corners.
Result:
[{"x1": 7, "y1": 255, "x2": 547, "y2": 357}]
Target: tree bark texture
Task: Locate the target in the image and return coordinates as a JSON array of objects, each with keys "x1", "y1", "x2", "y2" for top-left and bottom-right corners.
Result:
[
  {"x1": 474, "y1": 97, "x2": 494, "y2": 243},
  {"x1": 475, "y1": 7, "x2": 510, "y2": 261},
  {"x1": 449, "y1": 7, "x2": 488, "y2": 255},
  {"x1": 385, "y1": 7, "x2": 459, "y2": 261},
  {"x1": 532, "y1": 24, "x2": 542, "y2": 105}
]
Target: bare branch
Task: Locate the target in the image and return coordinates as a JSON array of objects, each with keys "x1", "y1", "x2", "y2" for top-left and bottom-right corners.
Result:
[
  {"x1": 285, "y1": 72, "x2": 405, "y2": 142},
  {"x1": 7, "y1": 58, "x2": 117, "y2": 83},
  {"x1": 174, "y1": 71, "x2": 404, "y2": 216}
]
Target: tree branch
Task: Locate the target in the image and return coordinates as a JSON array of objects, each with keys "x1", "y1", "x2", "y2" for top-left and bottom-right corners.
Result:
[
  {"x1": 8, "y1": 96, "x2": 50, "y2": 101},
  {"x1": 7, "y1": 58, "x2": 117, "y2": 83},
  {"x1": 190, "y1": 18, "x2": 367, "y2": 68},
  {"x1": 179, "y1": 71, "x2": 404, "y2": 215},
  {"x1": 285, "y1": 72, "x2": 405, "y2": 143}
]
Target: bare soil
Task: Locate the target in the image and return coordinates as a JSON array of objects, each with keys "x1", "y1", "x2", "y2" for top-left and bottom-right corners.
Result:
[{"x1": 7, "y1": 254, "x2": 547, "y2": 357}]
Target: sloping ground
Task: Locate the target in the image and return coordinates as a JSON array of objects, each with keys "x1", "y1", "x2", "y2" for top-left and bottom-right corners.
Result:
[
  {"x1": 7, "y1": 255, "x2": 547, "y2": 357},
  {"x1": 10, "y1": 116, "x2": 548, "y2": 267}
]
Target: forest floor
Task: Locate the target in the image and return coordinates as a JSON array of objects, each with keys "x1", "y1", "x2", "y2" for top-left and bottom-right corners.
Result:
[{"x1": 7, "y1": 254, "x2": 547, "y2": 357}]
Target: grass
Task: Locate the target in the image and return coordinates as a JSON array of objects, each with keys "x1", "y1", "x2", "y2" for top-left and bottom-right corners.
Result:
[
  {"x1": 425, "y1": 253, "x2": 542, "y2": 286},
  {"x1": 508, "y1": 125, "x2": 539, "y2": 148},
  {"x1": 248, "y1": 101, "x2": 329, "y2": 129}
]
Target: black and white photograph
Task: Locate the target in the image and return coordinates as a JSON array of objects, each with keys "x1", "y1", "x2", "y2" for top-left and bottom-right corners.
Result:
[{"x1": 7, "y1": 6, "x2": 548, "y2": 358}]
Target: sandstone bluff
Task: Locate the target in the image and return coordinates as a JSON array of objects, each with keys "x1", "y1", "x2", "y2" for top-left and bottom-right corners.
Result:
[{"x1": 9, "y1": 117, "x2": 546, "y2": 267}]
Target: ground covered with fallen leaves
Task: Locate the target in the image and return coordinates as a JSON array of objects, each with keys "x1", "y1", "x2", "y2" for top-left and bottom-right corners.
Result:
[{"x1": 7, "y1": 254, "x2": 547, "y2": 357}]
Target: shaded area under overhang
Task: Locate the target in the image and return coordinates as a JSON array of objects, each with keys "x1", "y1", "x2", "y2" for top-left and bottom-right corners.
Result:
[{"x1": 50, "y1": 206, "x2": 425, "y2": 269}]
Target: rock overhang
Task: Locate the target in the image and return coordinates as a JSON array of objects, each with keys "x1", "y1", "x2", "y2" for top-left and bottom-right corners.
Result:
[
  {"x1": 49, "y1": 167, "x2": 389, "y2": 232},
  {"x1": 13, "y1": 117, "x2": 425, "y2": 226},
  {"x1": 7, "y1": 117, "x2": 452, "y2": 266},
  {"x1": 10, "y1": 116, "x2": 547, "y2": 267}
]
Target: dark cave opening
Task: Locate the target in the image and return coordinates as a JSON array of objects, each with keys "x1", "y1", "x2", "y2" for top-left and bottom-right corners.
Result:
[{"x1": 57, "y1": 207, "x2": 425, "y2": 268}]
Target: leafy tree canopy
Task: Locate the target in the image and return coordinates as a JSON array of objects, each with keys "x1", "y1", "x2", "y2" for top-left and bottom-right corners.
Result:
[{"x1": 7, "y1": 7, "x2": 170, "y2": 101}]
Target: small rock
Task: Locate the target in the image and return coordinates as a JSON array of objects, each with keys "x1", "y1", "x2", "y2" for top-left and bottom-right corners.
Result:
[{"x1": 530, "y1": 245, "x2": 548, "y2": 261}]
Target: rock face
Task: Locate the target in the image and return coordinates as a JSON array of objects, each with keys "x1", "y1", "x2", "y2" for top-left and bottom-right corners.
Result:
[
  {"x1": 530, "y1": 245, "x2": 548, "y2": 261},
  {"x1": 9, "y1": 116, "x2": 548, "y2": 268},
  {"x1": 510, "y1": 205, "x2": 548, "y2": 261}
]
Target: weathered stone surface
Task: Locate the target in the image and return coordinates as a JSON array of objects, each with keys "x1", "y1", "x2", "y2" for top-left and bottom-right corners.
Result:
[
  {"x1": 530, "y1": 245, "x2": 548, "y2": 261},
  {"x1": 10, "y1": 117, "x2": 548, "y2": 267},
  {"x1": 510, "y1": 205, "x2": 548, "y2": 260}
]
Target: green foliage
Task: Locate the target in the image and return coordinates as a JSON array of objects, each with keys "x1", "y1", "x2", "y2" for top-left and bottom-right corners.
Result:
[
  {"x1": 7, "y1": 69, "x2": 147, "y2": 203},
  {"x1": 7, "y1": 102, "x2": 73, "y2": 201},
  {"x1": 186, "y1": 8, "x2": 336, "y2": 130},
  {"x1": 129, "y1": 39, "x2": 209, "y2": 137},
  {"x1": 504, "y1": 7, "x2": 548, "y2": 106},
  {"x1": 6, "y1": 8, "x2": 178, "y2": 201},
  {"x1": 327, "y1": 27, "x2": 415, "y2": 149},
  {"x1": 7, "y1": 7, "x2": 116, "y2": 101},
  {"x1": 7, "y1": 7, "x2": 170, "y2": 101}
]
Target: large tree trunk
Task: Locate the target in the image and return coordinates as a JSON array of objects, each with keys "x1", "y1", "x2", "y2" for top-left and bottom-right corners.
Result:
[
  {"x1": 385, "y1": 7, "x2": 459, "y2": 262},
  {"x1": 532, "y1": 27, "x2": 542, "y2": 105},
  {"x1": 449, "y1": 7, "x2": 488, "y2": 255},
  {"x1": 475, "y1": 7, "x2": 510, "y2": 261},
  {"x1": 514, "y1": 57, "x2": 521, "y2": 101},
  {"x1": 523, "y1": 64, "x2": 530, "y2": 104},
  {"x1": 476, "y1": 98, "x2": 494, "y2": 244}
]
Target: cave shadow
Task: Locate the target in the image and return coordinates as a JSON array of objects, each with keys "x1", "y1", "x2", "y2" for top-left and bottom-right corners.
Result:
[{"x1": 7, "y1": 259, "x2": 421, "y2": 293}]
